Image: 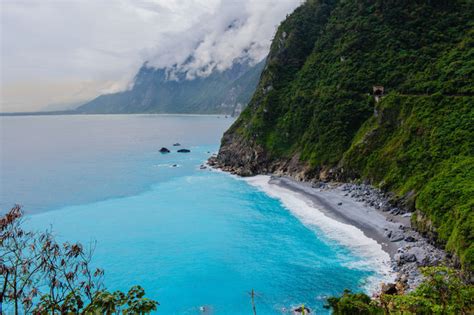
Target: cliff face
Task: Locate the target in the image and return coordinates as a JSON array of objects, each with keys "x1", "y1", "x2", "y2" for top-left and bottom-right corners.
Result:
[
  {"x1": 216, "y1": 0, "x2": 473, "y2": 270},
  {"x1": 76, "y1": 59, "x2": 265, "y2": 115}
]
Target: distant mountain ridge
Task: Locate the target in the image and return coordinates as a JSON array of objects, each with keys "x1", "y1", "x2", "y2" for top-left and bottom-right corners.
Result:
[{"x1": 76, "y1": 59, "x2": 265, "y2": 115}]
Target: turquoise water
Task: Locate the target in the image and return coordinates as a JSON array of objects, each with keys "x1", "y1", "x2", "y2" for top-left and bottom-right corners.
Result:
[{"x1": 1, "y1": 115, "x2": 379, "y2": 314}]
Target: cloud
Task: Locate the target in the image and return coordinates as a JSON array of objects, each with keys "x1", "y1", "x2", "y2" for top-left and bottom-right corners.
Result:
[
  {"x1": 0, "y1": 0, "x2": 301, "y2": 112},
  {"x1": 145, "y1": 0, "x2": 302, "y2": 80}
]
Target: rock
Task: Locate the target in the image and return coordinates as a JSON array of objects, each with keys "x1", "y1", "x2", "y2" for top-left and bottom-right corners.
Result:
[
  {"x1": 405, "y1": 236, "x2": 416, "y2": 242},
  {"x1": 381, "y1": 283, "x2": 398, "y2": 295},
  {"x1": 177, "y1": 149, "x2": 191, "y2": 153},
  {"x1": 200, "y1": 165, "x2": 207, "y2": 170},
  {"x1": 171, "y1": 164, "x2": 177, "y2": 167},
  {"x1": 337, "y1": 202, "x2": 343, "y2": 206},
  {"x1": 173, "y1": 143, "x2": 181, "y2": 146},
  {"x1": 397, "y1": 253, "x2": 417, "y2": 265},
  {"x1": 311, "y1": 182, "x2": 326, "y2": 189},
  {"x1": 385, "y1": 230, "x2": 404, "y2": 242},
  {"x1": 293, "y1": 306, "x2": 311, "y2": 314},
  {"x1": 159, "y1": 147, "x2": 170, "y2": 153}
]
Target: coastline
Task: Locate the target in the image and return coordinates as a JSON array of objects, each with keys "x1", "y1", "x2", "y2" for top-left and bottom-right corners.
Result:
[
  {"x1": 251, "y1": 175, "x2": 447, "y2": 291},
  {"x1": 242, "y1": 175, "x2": 395, "y2": 294},
  {"x1": 207, "y1": 154, "x2": 448, "y2": 293}
]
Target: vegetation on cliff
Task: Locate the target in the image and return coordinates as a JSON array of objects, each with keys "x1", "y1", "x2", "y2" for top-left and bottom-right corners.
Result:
[{"x1": 218, "y1": 0, "x2": 474, "y2": 270}]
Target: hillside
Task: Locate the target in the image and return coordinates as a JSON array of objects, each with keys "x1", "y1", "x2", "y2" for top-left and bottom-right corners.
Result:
[
  {"x1": 76, "y1": 59, "x2": 265, "y2": 115},
  {"x1": 216, "y1": 0, "x2": 474, "y2": 270}
]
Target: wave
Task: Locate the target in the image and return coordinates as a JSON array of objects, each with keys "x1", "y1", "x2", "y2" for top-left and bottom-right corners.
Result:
[{"x1": 242, "y1": 175, "x2": 395, "y2": 293}]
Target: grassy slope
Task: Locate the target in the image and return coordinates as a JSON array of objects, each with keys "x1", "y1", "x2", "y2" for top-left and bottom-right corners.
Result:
[{"x1": 226, "y1": 0, "x2": 474, "y2": 269}]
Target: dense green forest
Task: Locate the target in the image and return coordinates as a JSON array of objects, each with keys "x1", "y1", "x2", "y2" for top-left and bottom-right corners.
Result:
[{"x1": 218, "y1": 0, "x2": 474, "y2": 272}]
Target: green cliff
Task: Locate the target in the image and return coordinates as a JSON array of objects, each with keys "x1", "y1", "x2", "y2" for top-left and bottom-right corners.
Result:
[{"x1": 217, "y1": 0, "x2": 474, "y2": 270}]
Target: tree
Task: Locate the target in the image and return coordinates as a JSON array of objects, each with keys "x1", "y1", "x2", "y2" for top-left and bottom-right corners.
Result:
[
  {"x1": 381, "y1": 267, "x2": 474, "y2": 315},
  {"x1": 0, "y1": 206, "x2": 158, "y2": 314},
  {"x1": 326, "y1": 267, "x2": 474, "y2": 315},
  {"x1": 1, "y1": 205, "x2": 43, "y2": 314}
]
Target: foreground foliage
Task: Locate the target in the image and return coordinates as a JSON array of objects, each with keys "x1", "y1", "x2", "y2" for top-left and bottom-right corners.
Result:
[
  {"x1": 326, "y1": 267, "x2": 474, "y2": 314},
  {"x1": 0, "y1": 206, "x2": 158, "y2": 314}
]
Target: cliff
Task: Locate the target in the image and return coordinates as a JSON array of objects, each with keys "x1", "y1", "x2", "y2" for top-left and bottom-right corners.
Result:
[{"x1": 216, "y1": 0, "x2": 474, "y2": 270}]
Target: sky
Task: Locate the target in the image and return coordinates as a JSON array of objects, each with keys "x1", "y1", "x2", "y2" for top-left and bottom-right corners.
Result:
[{"x1": 0, "y1": 0, "x2": 301, "y2": 112}]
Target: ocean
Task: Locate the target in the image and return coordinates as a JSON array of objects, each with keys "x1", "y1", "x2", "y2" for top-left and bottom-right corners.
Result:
[{"x1": 0, "y1": 114, "x2": 389, "y2": 314}]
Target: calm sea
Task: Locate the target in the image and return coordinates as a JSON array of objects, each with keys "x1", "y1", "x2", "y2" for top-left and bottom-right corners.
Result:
[{"x1": 0, "y1": 115, "x2": 383, "y2": 314}]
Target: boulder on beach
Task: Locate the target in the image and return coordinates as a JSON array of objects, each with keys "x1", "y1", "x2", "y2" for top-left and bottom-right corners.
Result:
[
  {"x1": 159, "y1": 147, "x2": 170, "y2": 153},
  {"x1": 396, "y1": 253, "x2": 417, "y2": 265},
  {"x1": 385, "y1": 230, "x2": 404, "y2": 242},
  {"x1": 177, "y1": 149, "x2": 191, "y2": 153},
  {"x1": 381, "y1": 283, "x2": 398, "y2": 295}
]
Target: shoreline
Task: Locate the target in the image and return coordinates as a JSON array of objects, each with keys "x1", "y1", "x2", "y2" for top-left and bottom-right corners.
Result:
[
  {"x1": 242, "y1": 175, "x2": 395, "y2": 294},
  {"x1": 258, "y1": 175, "x2": 447, "y2": 291},
  {"x1": 270, "y1": 176, "x2": 404, "y2": 258},
  {"x1": 207, "y1": 152, "x2": 448, "y2": 292}
]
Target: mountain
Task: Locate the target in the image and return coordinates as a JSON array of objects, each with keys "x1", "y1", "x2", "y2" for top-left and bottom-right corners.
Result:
[
  {"x1": 76, "y1": 59, "x2": 265, "y2": 115},
  {"x1": 216, "y1": 0, "x2": 473, "y2": 270}
]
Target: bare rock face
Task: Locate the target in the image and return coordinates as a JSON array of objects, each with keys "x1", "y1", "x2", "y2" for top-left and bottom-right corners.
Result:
[
  {"x1": 215, "y1": 129, "x2": 318, "y2": 180},
  {"x1": 215, "y1": 131, "x2": 270, "y2": 176}
]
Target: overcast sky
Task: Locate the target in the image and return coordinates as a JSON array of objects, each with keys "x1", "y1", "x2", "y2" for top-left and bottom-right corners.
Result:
[{"x1": 0, "y1": 0, "x2": 301, "y2": 112}]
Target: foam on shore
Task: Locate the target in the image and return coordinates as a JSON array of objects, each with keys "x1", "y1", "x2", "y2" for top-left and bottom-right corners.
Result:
[{"x1": 243, "y1": 175, "x2": 396, "y2": 293}]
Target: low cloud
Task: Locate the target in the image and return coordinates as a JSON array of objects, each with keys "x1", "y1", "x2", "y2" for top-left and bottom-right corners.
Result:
[
  {"x1": 145, "y1": 0, "x2": 302, "y2": 80},
  {"x1": 1, "y1": 0, "x2": 301, "y2": 111}
]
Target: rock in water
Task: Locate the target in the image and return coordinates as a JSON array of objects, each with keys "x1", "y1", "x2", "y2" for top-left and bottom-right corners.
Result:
[
  {"x1": 173, "y1": 143, "x2": 181, "y2": 146},
  {"x1": 293, "y1": 306, "x2": 311, "y2": 314},
  {"x1": 177, "y1": 149, "x2": 191, "y2": 153},
  {"x1": 159, "y1": 147, "x2": 170, "y2": 153}
]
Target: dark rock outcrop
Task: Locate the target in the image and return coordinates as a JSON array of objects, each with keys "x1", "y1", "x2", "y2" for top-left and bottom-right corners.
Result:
[{"x1": 293, "y1": 306, "x2": 311, "y2": 314}]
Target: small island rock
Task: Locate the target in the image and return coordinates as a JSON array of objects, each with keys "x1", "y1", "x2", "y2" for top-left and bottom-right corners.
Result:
[
  {"x1": 293, "y1": 306, "x2": 311, "y2": 314},
  {"x1": 159, "y1": 147, "x2": 170, "y2": 153},
  {"x1": 177, "y1": 149, "x2": 191, "y2": 153}
]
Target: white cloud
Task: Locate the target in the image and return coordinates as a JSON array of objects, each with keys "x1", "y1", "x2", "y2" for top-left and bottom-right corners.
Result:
[{"x1": 0, "y1": 0, "x2": 301, "y2": 112}]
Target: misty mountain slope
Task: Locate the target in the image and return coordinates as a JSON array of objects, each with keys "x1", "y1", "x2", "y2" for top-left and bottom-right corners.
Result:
[
  {"x1": 216, "y1": 0, "x2": 474, "y2": 270},
  {"x1": 76, "y1": 60, "x2": 265, "y2": 115}
]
